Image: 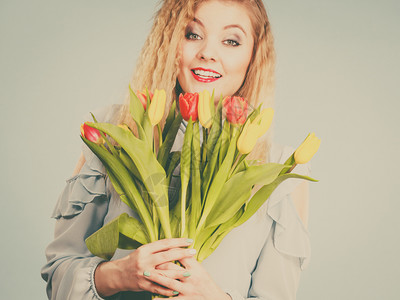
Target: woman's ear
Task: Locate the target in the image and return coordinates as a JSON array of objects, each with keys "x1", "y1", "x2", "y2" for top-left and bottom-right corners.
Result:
[
  {"x1": 291, "y1": 181, "x2": 310, "y2": 229},
  {"x1": 72, "y1": 152, "x2": 86, "y2": 176}
]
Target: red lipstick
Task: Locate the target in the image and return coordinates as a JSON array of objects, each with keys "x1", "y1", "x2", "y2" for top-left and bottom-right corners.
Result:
[{"x1": 191, "y1": 67, "x2": 222, "y2": 83}]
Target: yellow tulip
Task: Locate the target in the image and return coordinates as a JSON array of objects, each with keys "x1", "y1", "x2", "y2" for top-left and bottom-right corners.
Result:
[
  {"x1": 148, "y1": 89, "x2": 166, "y2": 126},
  {"x1": 237, "y1": 108, "x2": 274, "y2": 154},
  {"x1": 237, "y1": 121, "x2": 259, "y2": 154},
  {"x1": 294, "y1": 133, "x2": 321, "y2": 164},
  {"x1": 198, "y1": 90, "x2": 213, "y2": 128},
  {"x1": 252, "y1": 108, "x2": 274, "y2": 137}
]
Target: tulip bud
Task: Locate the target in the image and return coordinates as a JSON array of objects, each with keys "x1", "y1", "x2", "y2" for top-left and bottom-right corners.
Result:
[
  {"x1": 237, "y1": 121, "x2": 259, "y2": 154},
  {"x1": 223, "y1": 96, "x2": 248, "y2": 125},
  {"x1": 179, "y1": 92, "x2": 199, "y2": 121},
  {"x1": 236, "y1": 108, "x2": 274, "y2": 154},
  {"x1": 198, "y1": 90, "x2": 213, "y2": 128},
  {"x1": 294, "y1": 133, "x2": 321, "y2": 164},
  {"x1": 80, "y1": 123, "x2": 105, "y2": 145},
  {"x1": 148, "y1": 89, "x2": 166, "y2": 126},
  {"x1": 137, "y1": 89, "x2": 153, "y2": 110}
]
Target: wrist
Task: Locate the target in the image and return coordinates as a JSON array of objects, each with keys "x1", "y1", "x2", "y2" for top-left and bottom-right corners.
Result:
[{"x1": 94, "y1": 260, "x2": 123, "y2": 297}]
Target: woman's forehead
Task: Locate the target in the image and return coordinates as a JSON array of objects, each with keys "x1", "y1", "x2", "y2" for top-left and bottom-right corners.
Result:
[{"x1": 191, "y1": 1, "x2": 253, "y2": 33}]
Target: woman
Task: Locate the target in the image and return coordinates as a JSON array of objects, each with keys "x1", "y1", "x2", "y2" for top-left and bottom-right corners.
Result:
[{"x1": 42, "y1": 0, "x2": 311, "y2": 299}]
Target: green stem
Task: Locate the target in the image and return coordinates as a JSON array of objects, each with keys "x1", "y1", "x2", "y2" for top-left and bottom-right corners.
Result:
[
  {"x1": 228, "y1": 153, "x2": 248, "y2": 178},
  {"x1": 195, "y1": 128, "x2": 240, "y2": 236},
  {"x1": 287, "y1": 163, "x2": 297, "y2": 173},
  {"x1": 228, "y1": 154, "x2": 241, "y2": 178},
  {"x1": 152, "y1": 203, "x2": 159, "y2": 238},
  {"x1": 157, "y1": 124, "x2": 163, "y2": 151},
  {"x1": 180, "y1": 187, "x2": 187, "y2": 237},
  {"x1": 201, "y1": 126, "x2": 207, "y2": 170}
]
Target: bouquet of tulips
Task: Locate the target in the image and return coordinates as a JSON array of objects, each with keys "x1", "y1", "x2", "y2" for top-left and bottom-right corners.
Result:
[{"x1": 80, "y1": 87, "x2": 320, "y2": 262}]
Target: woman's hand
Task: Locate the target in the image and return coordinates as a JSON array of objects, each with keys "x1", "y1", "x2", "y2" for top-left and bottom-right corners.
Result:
[
  {"x1": 152, "y1": 256, "x2": 231, "y2": 300},
  {"x1": 94, "y1": 238, "x2": 195, "y2": 298}
]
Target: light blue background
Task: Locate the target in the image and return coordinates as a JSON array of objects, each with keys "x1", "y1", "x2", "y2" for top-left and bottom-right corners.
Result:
[{"x1": 1, "y1": 0, "x2": 399, "y2": 299}]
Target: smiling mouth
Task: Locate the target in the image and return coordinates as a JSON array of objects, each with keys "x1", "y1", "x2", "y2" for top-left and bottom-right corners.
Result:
[{"x1": 191, "y1": 68, "x2": 222, "y2": 83}]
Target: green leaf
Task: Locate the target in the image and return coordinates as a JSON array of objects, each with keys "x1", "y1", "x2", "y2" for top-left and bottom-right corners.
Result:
[
  {"x1": 196, "y1": 127, "x2": 240, "y2": 233},
  {"x1": 163, "y1": 101, "x2": 177, "y2": 141},
  {"x1": 142, "y1": 112, "x2": 153, "y2": 149},
  {"x1": 166, "y1": 151, "x2": 181, "y2": 185},
  {"x1": 201, "y1": 135, "x2": 222, "y2": 201},
  {"x1": 280, "y1": 153, "x2": 295, "y2": 175},
  {"x1": 204, "y1": 163, "x2": 286, "y2": 228},
  {"x1": 170, "y1": 194, "x2": 181, "y2": 238},
  {"x1": 158, "y1": 114, "x2": 183, "y2": 168},
  {"x1": 128, "y1": 86, "x2": 147, "y2": 141},
  {"x1": 87, "y1": 123, "x2": 172, "y2": 238},
  {"x1": 90, "y1": 113, "x2": 121, "y2": 159},
  {"x1": 119, "y1": 149, "x2": 141, "y2": 180},
  {"x1": 206, "y1": 96, "x2": 223, "y2": 160},
  {"x1": 118, "y1": 213, "x2": 149, "y2": 245},
  {"x1": 197, "y1": 209, "x2": 243, "y2": 262},
  {"x1": 81, "y1": 136, "x2": 156, "y2": 241},
  {"x1": 219, "y1": 121, "x2": 230, "y2": 167},
  {"x1": 234, "y1": 173, "x2": 318, "y2": 228},
  {"x1": 85, "y1": 215, "x2": 120, "y2": 260},
  {"x1": 85, "y1": 213, "x2": 147, "y2": 260},
  {"x1": 193, "y1": 223, "x2": 218, "y2": 253},
  {"x1": 247, "y1": 104, "x2": 261, "y2": 122},
  {"x1": 144, "y1": 88, "x2": 154, "y2": 145}
]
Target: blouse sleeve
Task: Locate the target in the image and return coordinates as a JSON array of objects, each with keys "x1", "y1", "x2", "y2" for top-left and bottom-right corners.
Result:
[
  {"x1": 41, "y1": 106, "x2": 121, "y2": 300},
  {"x1": 226, "y1": 144, "x2": 312, "y2": 300}
]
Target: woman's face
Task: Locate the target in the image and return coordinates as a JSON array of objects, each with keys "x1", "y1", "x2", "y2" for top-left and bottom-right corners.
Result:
[{"x1": 177, "y1": 0, "x2": 254, "y2": 99}]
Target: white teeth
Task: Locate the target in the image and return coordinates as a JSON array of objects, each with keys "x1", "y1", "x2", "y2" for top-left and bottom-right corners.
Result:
[{"x1": 193, "y1": 69, "x2": 221, "y2": 78}]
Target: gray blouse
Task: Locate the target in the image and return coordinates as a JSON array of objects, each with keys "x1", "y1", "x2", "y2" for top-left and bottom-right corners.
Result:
[{"x1": 41, "y1": 106, "x2": 311, "y2": 300}]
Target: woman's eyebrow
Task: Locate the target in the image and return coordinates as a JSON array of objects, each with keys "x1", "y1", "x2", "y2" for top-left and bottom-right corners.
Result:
[
  {"x1": 224, "y1": 24, "x2": 247, "y2": 37},
  {"x1": 193, "y1": 18, "x2": 204, "y2": 27},
  {"x1": 193, "y1": 18, "x2": 247, "y2": 37}
]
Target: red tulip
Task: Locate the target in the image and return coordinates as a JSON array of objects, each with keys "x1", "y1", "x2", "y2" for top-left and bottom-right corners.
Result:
[
  {"x1": 179, "y1": 92, "x2": 199, "y2": 121},
  {"x1": 80, "y1": 123, "x2": 105, "y2": 145},
  {"x1": 223, "y1": 96, "x2": 248, "y2": 125},
  {"x1": 137, "y1": 90, "x2": 154, "y2": 110}
]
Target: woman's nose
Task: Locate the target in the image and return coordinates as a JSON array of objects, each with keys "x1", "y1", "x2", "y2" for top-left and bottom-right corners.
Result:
[{"x1": 196, "y1": 40, "x2": 217, "y2": 62}]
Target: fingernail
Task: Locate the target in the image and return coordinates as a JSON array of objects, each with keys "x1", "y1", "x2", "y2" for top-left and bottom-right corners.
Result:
[
  {"x1": 186, "y1": 238, "x2": 193, "y2": 244},
  {"x1": 188, "y1": 248, "x2": 196, "y2": 255},
  {"x1": 173, "y1": 291, "x2": 179, "y2": 295},
  {"x1": 143, "y1": 271, "x2": 151, "y2": 277},
  {"x1": 183, "y1": 271, "x2": 191, "y2": 277}
]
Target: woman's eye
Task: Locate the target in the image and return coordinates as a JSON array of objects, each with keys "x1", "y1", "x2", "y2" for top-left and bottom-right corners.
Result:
[
  {"x1": 224, "y1": 39, "x2": 240, "y2": 47},
  {"x1": 186, "y1": 32, "x2": 201, "y2": 40}
]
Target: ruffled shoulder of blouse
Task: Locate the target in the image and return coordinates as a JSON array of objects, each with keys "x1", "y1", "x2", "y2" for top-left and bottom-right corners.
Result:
[
  {"x1": 50, "y1": 145, "x2": 108, "y2": 219},
  {"x1": 50, "y1": 105, "x2": 122, "y2": 219},
  {"x1": 266, "y1": 142, "x2": 312, "y2": 270}
]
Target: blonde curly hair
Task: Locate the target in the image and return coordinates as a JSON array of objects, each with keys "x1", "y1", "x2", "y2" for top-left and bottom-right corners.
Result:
[{"x1": 116, "y1": 0, "x2": 276, "y2": 163}]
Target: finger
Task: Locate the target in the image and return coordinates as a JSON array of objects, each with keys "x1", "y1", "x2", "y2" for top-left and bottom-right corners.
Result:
[
  {"x1": 152, "y1": 248, "x2": 197, "y2": 266},
  {"x1": 140, "y1": 238, "x2": 194, "y2": 255},
  {"x1": 140, "y1": 280, "x2": 178, "y2": 298},
  {"x1": 179, "y1": 256, "x2": 198, "y2": 269},
  {"x1": 155, "y1": 296, "x2": 186, "y2": 300},
  {"x1": 145, "y1": 272, "x2": 187, "y2": 295},
  {"x1": 153, "y1": 296, "x2": 184, "y2": 300},
  {"x1": 156, "y1": 269, "x2": 192, "y2": 280},
  {"x1": 156, "y1": 262, "x2": 185, "y2": 271}
]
